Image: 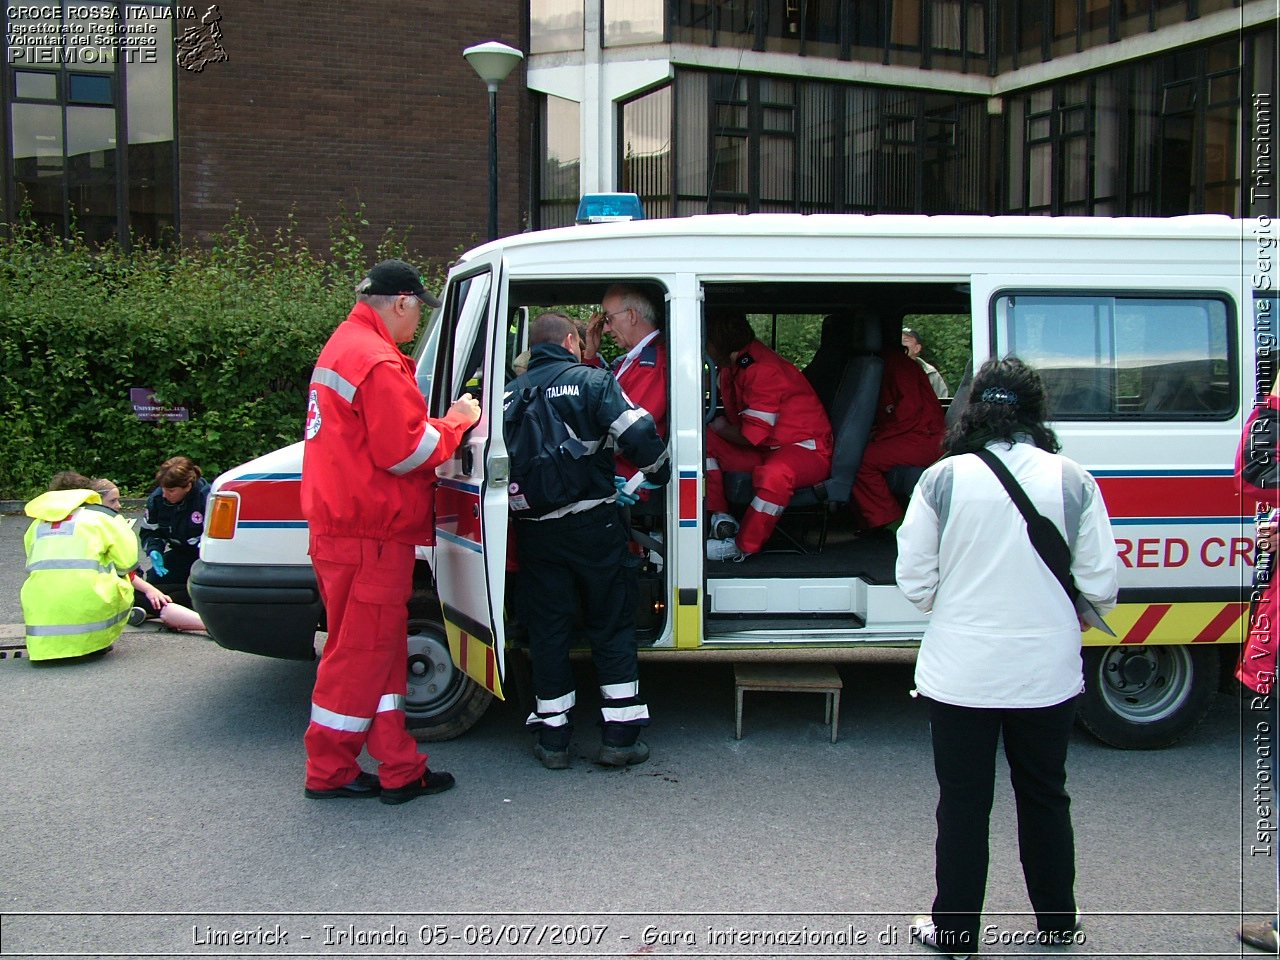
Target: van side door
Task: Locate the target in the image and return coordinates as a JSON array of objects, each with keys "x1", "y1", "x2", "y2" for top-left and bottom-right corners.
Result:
[{"x1": 431, "y1": 252, "x2": 511, "y2": 699}]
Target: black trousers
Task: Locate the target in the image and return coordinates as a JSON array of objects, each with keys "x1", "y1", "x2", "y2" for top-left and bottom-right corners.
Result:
[
  {"x1": 927, "y1": 696, "x2": 1079, "y2": 950},
  {"x1": 513, "y1": 504, "x2": 645, "y2": 748}
]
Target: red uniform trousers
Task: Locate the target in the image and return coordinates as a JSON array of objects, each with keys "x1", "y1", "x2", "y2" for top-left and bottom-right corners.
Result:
[
  {"x1": 852, "y1": 433, "x2": 941, "y2": 529},
  {"x1": 303, "y1": 535, "x2": 426, "y2": 791},
  {"x1": 706, "y1": 433, "x2": 831, "y2": 554}
]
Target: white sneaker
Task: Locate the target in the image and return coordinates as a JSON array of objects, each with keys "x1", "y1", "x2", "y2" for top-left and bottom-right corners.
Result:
[
  {"x1": 910, "y1": 917, "x2": 970, "y2": 959},
  {"x1": 706, "y1": 537, "x2": 746, "y2": 562},
  {"x1": 710, "y1": 512, "x2": 739, "y2": 539}
]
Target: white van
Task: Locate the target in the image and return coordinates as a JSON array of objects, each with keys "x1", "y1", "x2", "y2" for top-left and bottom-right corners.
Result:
[{"x1": 191, "y1": 214, "x2": 1268, "y2": 749}]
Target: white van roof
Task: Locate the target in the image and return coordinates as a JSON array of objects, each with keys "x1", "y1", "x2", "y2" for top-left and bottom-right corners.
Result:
[{"x1": 459, "y1": 213, "x2": 1247, "y2": 282}]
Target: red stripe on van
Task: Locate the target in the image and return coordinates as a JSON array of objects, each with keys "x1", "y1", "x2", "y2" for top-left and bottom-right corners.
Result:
[
  {"x1": 1121, "y1": 603, "x2": 1172, "y2": 644},
  {"x1": 1095, "y1": 475, "x2": 1242, "y2": 519},
  {"x1": 1193, "y1": 602, "x2": 1248, "y2": 643},
  {"x1": 221, "y1": 479, "x2": 303, "y2": 521},
  {"x1": 680, "y1": 476, "x2": 697, "y2": 521}
]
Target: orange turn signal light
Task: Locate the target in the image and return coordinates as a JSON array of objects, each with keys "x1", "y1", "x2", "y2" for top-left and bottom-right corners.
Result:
[{"x1": 206, "y1": 493, "x2": 240, "y2": 539}]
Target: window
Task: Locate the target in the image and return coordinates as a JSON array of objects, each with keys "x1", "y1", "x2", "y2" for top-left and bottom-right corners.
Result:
[
  {"x1": 604, "y1": 0, "x2": 664, "y2": 45},
  {"x1": 537, "y1": 95, "x2": 581, "y2": 229},
  {"x1": 530, "y1": 0, "x2": 584, "y2": 52},
  {"x1": 994, "y1": 293, "x2": 1234, "y2": 419},
  {"x1": 620, "y1": 85, "x2": 672, "y2": 219},
  {"x1": 5, "y1": 3, "x2": 177, "y2": 245}
]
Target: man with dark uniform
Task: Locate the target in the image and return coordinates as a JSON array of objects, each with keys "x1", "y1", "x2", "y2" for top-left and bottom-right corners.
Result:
[
  {"x1": 301, "y1": 259, "x2": 481, "y2": 805},
  {"x1": 506, "y1": 312, "x2": 670, "y2": 770}
]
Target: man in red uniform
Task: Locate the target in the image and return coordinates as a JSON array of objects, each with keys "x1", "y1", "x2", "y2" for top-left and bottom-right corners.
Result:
[
  {"x1": 585, "y1": 284, "x2": 668, "y2": 486},
  {"x1": 852, "y1": 340, "x2": 945, "y2": 531},
  {"x1": 704, "y1": 311, "x2": 833, "y2": 561},
  {"x1": 301, "y1": 259, "x2": 480, "y2": 804}
]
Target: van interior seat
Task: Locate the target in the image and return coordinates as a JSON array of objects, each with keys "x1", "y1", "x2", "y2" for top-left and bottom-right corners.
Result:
[{"x1": 723, "y1": 312, "x2": 884, "y2": 552}]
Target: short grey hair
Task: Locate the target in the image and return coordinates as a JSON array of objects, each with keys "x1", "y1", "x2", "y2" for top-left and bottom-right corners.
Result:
[
  {"x1": 604, "y1": 284, "x2": 657, "y2": 330},
  {"x1": 356, "y1": 293, "x2": 401, "y2": 310}
]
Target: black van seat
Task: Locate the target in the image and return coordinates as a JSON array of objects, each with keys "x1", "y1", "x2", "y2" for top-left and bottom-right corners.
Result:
[{"x1": 886, "y1": 465, "x2": 926, "y2": 505}]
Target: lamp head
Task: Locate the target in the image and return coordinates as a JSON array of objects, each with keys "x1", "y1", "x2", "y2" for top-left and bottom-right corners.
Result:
[{"x1": 463, "y1": 41, "x2": 524, "y2": 91}]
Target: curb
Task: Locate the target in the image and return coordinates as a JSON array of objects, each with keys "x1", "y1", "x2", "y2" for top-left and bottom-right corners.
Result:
[{"x1": 2, "y1": 498, "x2": 147, "y2": 516}]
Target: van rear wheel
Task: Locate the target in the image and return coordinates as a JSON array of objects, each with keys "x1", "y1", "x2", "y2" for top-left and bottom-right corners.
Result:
[
  {"x1": 403, "y1": 615, "x2": 493, "y2": 742},
  {"x1": 1077, "y1": 645, "x2": 1218, "y2": 749}
]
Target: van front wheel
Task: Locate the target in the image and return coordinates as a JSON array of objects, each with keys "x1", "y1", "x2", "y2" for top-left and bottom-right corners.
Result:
[
  {"x1": 1077, "y1": 645, "x2": 1218, "y2": 749},
  {"x1": 403, "y1": 615, "x2": 494, "y2": 742}
]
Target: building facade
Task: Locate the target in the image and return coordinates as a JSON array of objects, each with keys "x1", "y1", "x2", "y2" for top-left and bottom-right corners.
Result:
[
  {"x1": 3, "y1": 2, "x2": 1275, "y2": 258},
  {"x1": 2, "y1": 1, "x2": 530, "y2": 263},
  {"x1": 529, "y1": 0, "x2": 1279, "y2": 225}
]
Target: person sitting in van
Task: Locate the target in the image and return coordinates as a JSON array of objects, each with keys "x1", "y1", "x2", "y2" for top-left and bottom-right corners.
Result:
[
  {"x1": 852, "y1": 330, "x2": 945, "y2": 533},
  {"x1": 902, "y1": 326, "x2": 949, "y2": 399},
  {"x1": 585, "y1": 284, "x2": 668, "y2": 496},
  {"x1": 704, "y1": 310, "x2": 833, "y2": 562}
]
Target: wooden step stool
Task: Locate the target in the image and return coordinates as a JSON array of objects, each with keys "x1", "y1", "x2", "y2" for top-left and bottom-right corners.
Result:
[{"x1": 733, "y1": 662, "x2": 843, "y2": 743}]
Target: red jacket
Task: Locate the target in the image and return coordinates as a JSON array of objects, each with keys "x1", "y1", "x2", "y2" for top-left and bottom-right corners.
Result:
[
  {"x1": 1237, "y1": 393, "x2": 1279, "y2": 695},
  {"x1": 720, "y1": 340, "x2": 832, "y2": 453},
  {"x1": 872, "y1": 349, "x2": 945, "y2": 447},
  {"x1": 301, "y1": 303, "x2": 473, "y2": 545},
  {"x1": 613, "y1": 334, "x2": 668, "y2": 478}
]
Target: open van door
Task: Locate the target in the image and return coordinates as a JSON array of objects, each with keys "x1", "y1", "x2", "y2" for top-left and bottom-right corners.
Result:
[{"x1": 431, "y1": 251, "x2": 512, "y2": 700}]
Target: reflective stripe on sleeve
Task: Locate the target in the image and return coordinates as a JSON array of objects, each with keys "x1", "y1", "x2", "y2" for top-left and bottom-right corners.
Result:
[
  {"x1": 742, "y1": 407, "x2": 779, "y2": 425},
  {"x1": 312, "y1": 367, "x2": 357, "y2": 403},
  {"x1": 750, "y1": 495, "x2": 786, "y2": 517},
  {"x1": 707, "y1": 457, "x2": 721, "y2": 472},
  {"x1": 389, "y1": 423, "x2": 442, "y2": 475},
  {"x1": 633, "y1": 447, "x2": 670, "y2": 474},
  {"x1": 25, "y1": 558, "x2": 112, "y2": 574},
  {"x1": 26, "y1": 609, "x2": 130, "y2": 636},
  {"x1": 608, "y1": 407, "x2": 647, "y2": 439},
  {"x1": 794, "y1": 438, "x2": 818, "y2": 450},
  {"x1": 377, "y1": 694, "x2": 406, "y2": 713},
  {"x1": 309, "y1": 703, "x2": 373, "y2": 733}
]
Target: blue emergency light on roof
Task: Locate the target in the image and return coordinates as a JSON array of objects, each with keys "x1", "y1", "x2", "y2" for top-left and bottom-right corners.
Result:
[{"x1": 575, "y1": 193, "x2": 645, "y2": 224}]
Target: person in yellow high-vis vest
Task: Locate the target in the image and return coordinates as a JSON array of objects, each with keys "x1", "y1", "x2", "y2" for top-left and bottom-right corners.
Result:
[{"x1": 21, "y1": 487, "x2": 139, "y2": 661}]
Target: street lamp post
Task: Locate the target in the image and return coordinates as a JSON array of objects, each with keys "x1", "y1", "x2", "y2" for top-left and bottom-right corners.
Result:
[{"x1": 463, "y1": 41, "x2": 524, "y2": 243}]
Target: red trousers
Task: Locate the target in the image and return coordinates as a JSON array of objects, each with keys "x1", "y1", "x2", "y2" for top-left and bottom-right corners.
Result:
[
  {"x1": 706, "y1": 434, "x2": 831, "y2": 554},
  {"x1": 304, "y1": 535, "x2": 426, "y2": 791},
  {"x1": 853, "y1": 433, "x2": 941, "y2": 529}
]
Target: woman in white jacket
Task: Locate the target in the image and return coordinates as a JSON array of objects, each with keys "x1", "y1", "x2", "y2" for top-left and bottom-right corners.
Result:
[{"x1": 896, "y1": 357, "x2": 1118, "y2": 959}]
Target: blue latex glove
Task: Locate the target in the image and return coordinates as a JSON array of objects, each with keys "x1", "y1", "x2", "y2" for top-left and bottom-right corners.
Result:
[
  {"x1": 148, "y1": 549, "x2": 168, "y2": 578},
  {"x1": 613, "y1": 475, "x2": 661, "y2": 507}
]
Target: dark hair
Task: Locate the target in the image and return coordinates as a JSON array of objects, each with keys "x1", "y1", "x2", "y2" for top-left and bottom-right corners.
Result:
[
  {"x1": 902, "y1": 327, "x2": 922, "y2": 347},
  {"x1": 706, "y1": 309, "x2": 754, "y2": 355},
  {"x1": 48, "y1": 470, "x2": 91, "y2": 491},
  {"x1": 155, "y1": 455, "x2": 202, "y2": 488},
  {"x1": 529, "y1": 311, "x2": 576, "y2": 347},
  {"x1": 944, "y1": 356, "x2": 1060, "y2": 455}
]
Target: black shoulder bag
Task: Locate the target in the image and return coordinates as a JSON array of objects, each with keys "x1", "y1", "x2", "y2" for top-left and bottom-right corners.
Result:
[{"x1": 974, "y1": 448, "x2": 1115, "y2": 636}]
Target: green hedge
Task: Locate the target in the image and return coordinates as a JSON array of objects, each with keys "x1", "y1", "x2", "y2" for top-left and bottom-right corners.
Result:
[{"x1": 0, "y1": 209, "x2": 428, "y2": 499}]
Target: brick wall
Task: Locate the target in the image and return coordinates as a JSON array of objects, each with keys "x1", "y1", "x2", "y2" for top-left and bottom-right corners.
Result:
[{"x1": 176, "y1": 0, "x2": 530, "y2": 268}]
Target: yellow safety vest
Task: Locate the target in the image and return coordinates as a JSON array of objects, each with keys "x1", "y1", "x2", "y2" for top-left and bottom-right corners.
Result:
[{"x1": 22, "y1": 489, "x2": 139, "y2": 661}]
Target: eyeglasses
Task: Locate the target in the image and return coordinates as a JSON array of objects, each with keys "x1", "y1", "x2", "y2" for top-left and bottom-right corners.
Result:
[{"x1": 603, "y1": 307, "x2": 631, "y2": 326}]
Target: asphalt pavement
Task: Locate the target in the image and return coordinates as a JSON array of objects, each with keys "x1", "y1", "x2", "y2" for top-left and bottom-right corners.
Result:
[{"x1": 0, "y1": 508, "x2": 1270, "y2": 959}]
